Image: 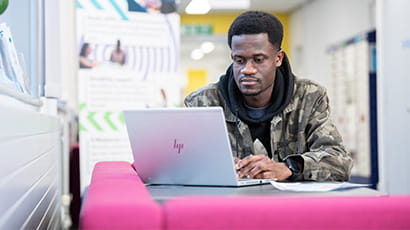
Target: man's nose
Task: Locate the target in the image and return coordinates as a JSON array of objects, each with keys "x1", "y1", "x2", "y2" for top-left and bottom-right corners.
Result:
[{"x1": 241, "y1": 60, "x2": 257, "y2": 75}]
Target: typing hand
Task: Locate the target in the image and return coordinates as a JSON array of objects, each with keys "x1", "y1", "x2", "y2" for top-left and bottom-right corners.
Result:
[{"x1": 235, "y1": 155, "x2": 292, "y2": 181}]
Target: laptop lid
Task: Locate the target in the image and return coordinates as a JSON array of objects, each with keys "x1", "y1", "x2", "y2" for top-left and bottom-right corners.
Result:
[{"x1": 124, "y1": 107, "x2": 270, "y2": 186}]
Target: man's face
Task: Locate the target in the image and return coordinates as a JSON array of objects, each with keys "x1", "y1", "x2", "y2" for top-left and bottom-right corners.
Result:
[{"x1": 231, "y1": 33, "x2": 283, "y2": 103}]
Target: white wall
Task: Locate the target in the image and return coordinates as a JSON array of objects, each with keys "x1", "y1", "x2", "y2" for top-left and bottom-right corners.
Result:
[
  {"x1": 44, "y1": 0, "x2": 78, "y2": 110},
  {"x1": 290, "y1": 0, "x2": 375, "y2": 87},
  {"x1": 376, "y1": 0, "x2": 410, "y2": 194}
]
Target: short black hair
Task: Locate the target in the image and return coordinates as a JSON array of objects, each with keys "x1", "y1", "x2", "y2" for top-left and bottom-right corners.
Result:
[
  {"x1": 228, "y1": 11, "x2": 283, "y2": 49},
  {"x1": 80, "y1": 43, "x2": 90, "y2": 57}
]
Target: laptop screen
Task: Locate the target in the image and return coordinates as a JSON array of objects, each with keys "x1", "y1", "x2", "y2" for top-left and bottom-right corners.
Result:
[{"x1": 124, "y1": 107, "x2": 241, "y2": 186}]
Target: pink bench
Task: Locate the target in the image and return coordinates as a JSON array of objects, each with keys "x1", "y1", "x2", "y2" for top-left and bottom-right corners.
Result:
[
  {"x1": 80, "y1": 161, "x2": 162, "y2": 230},
  {"x1": 80, "y1": 161, "x2": 410, "y2": 230},
  {"x1": 163, "y1": 195, "x2": 410, "y2": 230}
]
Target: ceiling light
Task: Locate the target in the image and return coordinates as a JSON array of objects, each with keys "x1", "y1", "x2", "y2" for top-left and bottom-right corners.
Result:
[
  {"x1": 200, "y1": 41, "x2": 215, "y2": 54},
  {"x1": 191, "y1": 49, "x2": 204, "y2": 60},
  {"x1": 209, "y1": 0, "x2": 249, "y2": 9},
  {"x1": 185, "y1": 0, "x2": 211, "y2": 14}
]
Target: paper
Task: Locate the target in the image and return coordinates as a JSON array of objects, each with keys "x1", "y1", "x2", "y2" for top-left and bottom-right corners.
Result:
[
  {"x1": 0, "y1": 23, "x2": 28, "y2": 93},
  {"x1": 270, "y1": 181, "x2": 370, "y2": 192}
]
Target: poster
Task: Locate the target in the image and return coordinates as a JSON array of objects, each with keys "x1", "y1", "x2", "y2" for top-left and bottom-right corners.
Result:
[{"x1": 77, "y1": 0, "x2": 180, "y2": 192}]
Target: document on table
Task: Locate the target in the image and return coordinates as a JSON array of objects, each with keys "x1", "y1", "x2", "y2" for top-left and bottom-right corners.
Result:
[{"x1": 270, "y1": 181, "x2": 370, "y2": 192}]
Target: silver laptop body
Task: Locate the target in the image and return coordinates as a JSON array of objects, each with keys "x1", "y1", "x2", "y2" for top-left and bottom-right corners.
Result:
[{"x1": 124, "y1": 107, "x2": 274, "y2": 187}]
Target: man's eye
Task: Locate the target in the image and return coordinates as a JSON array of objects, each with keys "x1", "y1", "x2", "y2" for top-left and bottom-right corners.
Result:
[
  {"x1": 254, "y1": 57, "x2": 265, "y2": 64},
  {"x1": 234, "y1": 58, "x2": 244, "y2": 64}
]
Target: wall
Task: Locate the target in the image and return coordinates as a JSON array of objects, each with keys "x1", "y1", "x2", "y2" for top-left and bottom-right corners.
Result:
[
  {"x1": 289, "y1": 0, "x2": 375, "y2": 87},
  {"x1": 376, "y1": 0, "x2": 410, "y2": 194},
  {"x1": 44, "y1": 0, "x2": 78, "y2": 110},
  {"x1": 57, "y1": 0, "x2": 77, "y2": 110},
  {"x1": 180, "y1": 35, "x2": 231, "y2": 95},
  {"x1": 181, "y1": 12, "x2": 290, "y2": 54}
]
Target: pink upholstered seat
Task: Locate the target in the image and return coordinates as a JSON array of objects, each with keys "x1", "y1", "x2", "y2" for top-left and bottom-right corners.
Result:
[
  {"x1": 163, "y1": 195, "x2": 410, "y2": 230},
  {"x1": 90, "y1": 161, "x2": 144, "y2": 183},
  {"x1": 80, "y1": 161, "x2": 410, "y2": 230},
  {"x1": 80, "y1": 161, "x2": 161, "y2": 230}
]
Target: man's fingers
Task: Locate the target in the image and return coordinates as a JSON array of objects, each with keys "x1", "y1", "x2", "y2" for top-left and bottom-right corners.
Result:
[
  {"x1": 238, "y1": 157, "x2": 269, "y2": 178},
  {"x1": 233, "y1": 157, "x2": 240, "y2": 165},
  {"x1": 248, "y1": 164, "x2": 264, "y2": 178},
  {"x1": 236, "y1": 155, "x2": 275, "y2": 178},
  {"x1": 247, "y1": 159, "x2": 275, "y2": 178},
  {"x1": 237, "y1": 165, "x2": 253, "y2": 178},
  {"x1": 236, "y1": 154, "x2": 265, "y2": 169},
  {"x1": 254, "y1": 171, "x2": 275, "y2": 179}
]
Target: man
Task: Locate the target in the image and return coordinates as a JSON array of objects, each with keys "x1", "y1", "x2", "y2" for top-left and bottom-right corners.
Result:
[
  {"x1": 110, "y1": 40, "x2": 127, "y2": 65},
  {"x1": 184, "y1": 11, "x2": 353, "y2": 182}
]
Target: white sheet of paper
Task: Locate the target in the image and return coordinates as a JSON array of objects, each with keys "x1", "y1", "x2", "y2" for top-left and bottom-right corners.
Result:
[{"x1": 270, "y1": 181, "x2": 370, "y2": 192}]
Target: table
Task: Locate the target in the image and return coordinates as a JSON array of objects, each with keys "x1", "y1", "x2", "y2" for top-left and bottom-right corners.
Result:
[{"x1": 147, "y1": 183, "x2": 383, "y2": 203}]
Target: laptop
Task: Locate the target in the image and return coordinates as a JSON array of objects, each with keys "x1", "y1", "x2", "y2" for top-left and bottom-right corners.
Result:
[{"x1": 123, "y1": 107, "x2": 275, "y2": 187}]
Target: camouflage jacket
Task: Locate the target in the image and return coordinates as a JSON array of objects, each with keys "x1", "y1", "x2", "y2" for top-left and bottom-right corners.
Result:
[{"x1": 184, "y1": 77, "x2": 353, "y2": 181}]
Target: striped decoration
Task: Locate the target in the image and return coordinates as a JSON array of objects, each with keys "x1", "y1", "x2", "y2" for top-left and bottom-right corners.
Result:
[
  {"x1": 80, "y1": 111, "x2": 126, "y2": 132},
  {"x1": 87, "y1": 44, "x2": 178, "y2": 79},
  {"x1": 77, "y1": 0, "x2": 129, "y2": 20}
]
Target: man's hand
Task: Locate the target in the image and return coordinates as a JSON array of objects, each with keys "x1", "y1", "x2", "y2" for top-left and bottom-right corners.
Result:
[{"x1": 235, "y1": 155, "x2": 292, "y2": 181}]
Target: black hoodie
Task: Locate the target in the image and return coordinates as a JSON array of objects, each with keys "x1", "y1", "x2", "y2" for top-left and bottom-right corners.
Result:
[{"x1": 217, "y1": 53, "x2": 295, "y2": 157}]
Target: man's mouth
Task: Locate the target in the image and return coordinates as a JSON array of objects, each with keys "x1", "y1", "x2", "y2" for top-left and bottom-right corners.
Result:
[{"x1": 239, "y1": 77, "x2": 259, "y2": 86}]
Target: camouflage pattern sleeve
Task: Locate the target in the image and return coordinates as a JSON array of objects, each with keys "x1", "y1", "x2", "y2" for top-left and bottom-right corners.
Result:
[
  {"x1": 300, "y1": 89, "x2": 353, "y2": 181},
  {"x1": 184, "y1": 84, "x2": 221, "y2": 107}
]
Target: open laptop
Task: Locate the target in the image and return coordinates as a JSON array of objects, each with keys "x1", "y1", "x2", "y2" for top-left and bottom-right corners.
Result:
[{"x1": 123, "y1": 107, "x2": 275, "y2": 187}]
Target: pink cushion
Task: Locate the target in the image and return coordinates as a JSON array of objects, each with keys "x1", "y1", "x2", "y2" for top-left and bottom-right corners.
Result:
[
  {"x1": 80, "y1": 161, "x2": 161, "y2": 230},
  {"x1": 90, "y1": 161, "x2": 144, "y2": 184},
  {"x1": 163, "y1": 195, "x2": 410, "y2": 230}
]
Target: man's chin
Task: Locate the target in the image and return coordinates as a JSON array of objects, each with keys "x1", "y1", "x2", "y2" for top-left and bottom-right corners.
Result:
[
  {"x1": 241, "y1": 91, "x2": 261, "y2": 97},
  {"x1": 240, "y1": 84, "x2": 273, "y2": 97}
]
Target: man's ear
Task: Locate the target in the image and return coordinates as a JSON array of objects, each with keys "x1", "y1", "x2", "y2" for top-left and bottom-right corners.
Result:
[{"x1": 275, "y1": 50, "x2": 284, "y2": 67}]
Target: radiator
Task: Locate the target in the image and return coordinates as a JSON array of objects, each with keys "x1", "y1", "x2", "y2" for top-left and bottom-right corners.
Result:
[{"x1": 0, "y1": 95, "x2": 61, "y2": 229}]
